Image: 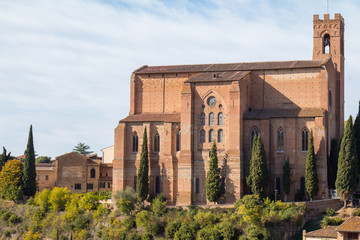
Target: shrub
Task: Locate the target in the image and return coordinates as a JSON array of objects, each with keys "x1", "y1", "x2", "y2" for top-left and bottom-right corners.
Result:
[
  {"x1": 165, "y1": 220, "x2": 182, "y2": 238},
  {"x1": 142, "y1": 232, "x2": 152, "y2": 240},
  {"x1": 217, "y1": 220, "x2": 237, "y2": 240},
  {"x1": 353, "y1": 208, "x2": 360, "y2": 216},
  {"x1": 49, "y1": 187, "x2": 71, "y2": 211},
  {"x1": 136, "y1": 210, "x2": 152, "y2": 231},
  {"x1": 23, "y1": 230, "x2": 40, "y2": 240},
  {"x1": 152, "y1": 194, "x2": 167, "y2": 215},
  {"x1": 123, "y1": 216, "x2": 136, "y2": 230},
  {"x1": 322, "y1": 216, "x2": 343, "y2": 226},
  {"x1": 35, "y1": 188, "x2": 51, "y2": 212},
  {"x1": 326, "y1": 208, "x2": 335, "y2": 216},
  {"x1": 8, "y1": 213, "x2": 22, "y2": 225},
  {"x1": 115, "y1": 187, "x2": 138, "y2": 215},
  {"x1": 1, "y1": 185, "x2": 24, "y2": 202},
  {"x1": 174, "y1": 222, "x2": 195, "y2": 240},
  {"x1": 197, "y1": 226, "x2": 221, "y2": 240}
]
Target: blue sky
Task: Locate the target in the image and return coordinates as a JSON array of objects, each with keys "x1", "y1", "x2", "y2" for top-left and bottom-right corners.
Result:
[{"x1": 1, "y1": 0, "x2": 360, "y2": 158}]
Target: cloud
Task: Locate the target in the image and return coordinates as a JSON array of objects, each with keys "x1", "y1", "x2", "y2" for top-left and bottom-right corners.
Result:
[{"x1": 0, "y1": 0, "x2": 359, "y2": 157}]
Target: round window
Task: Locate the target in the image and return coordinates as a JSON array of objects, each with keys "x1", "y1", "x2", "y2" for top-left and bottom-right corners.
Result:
[{"x1": 207, "y1": 96, "x2": 217, "y2": 107}]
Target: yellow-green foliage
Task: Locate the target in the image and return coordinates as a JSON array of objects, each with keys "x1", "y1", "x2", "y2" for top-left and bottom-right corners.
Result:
[
  {"x1": 35, "y1": 188, "x2": 51, "y2": 212},
  {"x1": 0, "y1": 159, "x2": 24, "y2": 191},
  {"x1": 23, "y1": 230, "x2": 40, "y2": 240},
  {"x1": 48, "y1": 187, "x2": 71, "y2": 211}
]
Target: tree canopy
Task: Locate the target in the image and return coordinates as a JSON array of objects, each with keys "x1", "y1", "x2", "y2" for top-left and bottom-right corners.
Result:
[
  {"x1": 246, "y1": 135, "x2": 269, "y2": 199},
  {"x1": 305, "y1": 130, "x2": 319, "y2": 200},
  {"x1": 36, "y1": 156, "x2": 52, "y2": 163},
  {"x1": 137, "y1": 128, "x2": 149, "y2": 201},
  {"x1": 206, "y1": 141, "x2": 224, "y2": 203},
  {"x1": 336, "y1": 116, "x2": 358, "y2": 207},
  {"x1": 23, "y1": 125, "x2": 37, "y2": 196},
  {"x1": 73, "y1": 142, "x2": 94, "y2": 155}
]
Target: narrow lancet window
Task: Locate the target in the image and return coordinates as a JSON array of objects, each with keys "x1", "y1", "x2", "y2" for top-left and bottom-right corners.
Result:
[
  {"x1": 218, "y1": 129, "x2": 223, "y2": 143},
  {"x1": 209, "y1": 112, "x2": 214, "y2": 126},
  {"x1": 218, "y1": 112, "x2": 224, "y2": 126},
  {"x1": 200, "y1": 113, "x2": 205, "y2": 126},
  {"x1": 302, "y1": 129, "x2": 308, "y2": 151},
  {"x1": 200, "y1": 130, "x2": 205, "y2": 143},
  {"x1": 277, "y1": 129, "x2": 284, "y2": 152},
  {"x1": 133, "y1": 132, "x2": 139, "y2": 153},
  {"x1": 209, "y1": 129, "x2": 214, "y2": 142}
]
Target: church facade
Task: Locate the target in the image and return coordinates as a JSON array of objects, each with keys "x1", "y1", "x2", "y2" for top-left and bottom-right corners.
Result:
[{"x1": 113, "y1": 14, "x2": 344, "y2": 205}]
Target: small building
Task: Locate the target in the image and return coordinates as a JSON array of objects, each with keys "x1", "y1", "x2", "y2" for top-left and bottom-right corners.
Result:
[
  {"x1": 55, "y1": 152, "x2": 112, "y2": 193},
  {"x1": 36, "y1": 163, "x2": 56, "y2": 192},
  {"x1": 101, "y1": 145, "x2": 114, "y2": 164},
  {"x1": 303, "y1": 217, "x2": 360, "y2": 240}
]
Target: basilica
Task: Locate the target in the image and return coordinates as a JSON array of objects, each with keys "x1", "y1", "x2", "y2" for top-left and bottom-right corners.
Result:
[{"x1": 112, "y1": 14, "x2": 344, "y2": 205}]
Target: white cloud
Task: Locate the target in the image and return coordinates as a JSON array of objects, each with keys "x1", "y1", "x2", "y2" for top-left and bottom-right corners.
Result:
[{"x1": 1, "y1": 0, "x2": 359, "y2": 157}]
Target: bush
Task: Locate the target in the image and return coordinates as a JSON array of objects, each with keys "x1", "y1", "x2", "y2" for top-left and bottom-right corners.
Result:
[
  {"x1": 49, "y1": 187, "x2": 71, "y2": 211},
  {"x1": 135, "y1": 210, "x2": 152, "y2": 231},
  {"x1": 322, "y1": 216, "x2": 343, "y2": 226},
  {"x1": 1, "y1": 185, "x2": 24, "y2": 202},
  {"x1": 123, "y1": 216, "x2": 136, "y2": 230},
  {"x1": 217, "y1": 220, "x2": 237, "y2": 240},
  {"x1": 152, "y1": 194, "x2": 167, "y2": 215},
  {"x1": 197, "y1": 226, "x2": 221, "y2": 240},
  {"x1": 326, "y1": 208, "x2": 335, "y2": 216},
  {"x1": 353, "y1": 208, "x2": 360, "y2": 216},
  {"x1": 174, "y1": 222, "x2": 195, "y2": 240},
  {"x1": 142, "y1": 232, "x2": 152, "y2": 240},
  {"x1": 115, "y1": 187, "x2": 138, "y2": 215},
  {"x1": 8, "y1": 213, "x2": 22, "y2": 225},
  {"x1": 165, "y1": 220, "x2": 182, "y2": 238},
  {"x1": 35, "y1": 188, "x2": 51, "y2": 212}
]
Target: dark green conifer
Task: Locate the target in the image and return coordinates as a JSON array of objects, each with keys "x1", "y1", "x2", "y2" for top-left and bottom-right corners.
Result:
[
  {"x1": 305, "y1": 130, "x2": 319, "y2": 200},
  {"x1": 0, "y1": 147, "x2": 12, "y2": 172},
  {"x1": 354, "y1": 101, "x2": 360, "y2": 174},
  {"x1": 137, "y1": 128, "x2": 149, "y2": 201},
  {"x1": 246, "y1": 135, "x2": 269, "y2": 199},
  {"x1": 336, "y1": 116, "x2": 358, "y2": 207},
  {"x1": 327, "y1": 139, "x2": 339, "y2": 189},
  {"x1": 23, "y1": 125, "x2": 37, "y2": 196},
  {"x1": 283, "y1": 157, "x2": 291, "y2": 201},
  {"x1": 206, "y1": 141, "x2": 224, "y2": 203}
]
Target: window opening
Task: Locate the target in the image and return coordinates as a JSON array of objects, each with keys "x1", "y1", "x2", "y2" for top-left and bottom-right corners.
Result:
[
  {"x1": 200, "y1": 130, "x2": 205, "y2": 143},
  {"x1": 176, "y1": 129, "x2": 181, "y2": 152},
  {"x1": 323, "y1": 34, "x2": 330, "y2": 54},
  {"x1": 200, "y1": 113, "x2": 205, "y2": 126},
  {"x1": 133, "y1": 132, "x2": 139, "y2": 152},
  {"x1": 154, "y1": 133, "x2": 160, "y2": 153},
  {"x1": 209, "y1": 112, "x2": 214, "y2": 126},
  {"x1": 218, "y1": 129, "x2": 223, "y2": 143},
  {"x1": 218, "y1": 112, "x2": 224, "y2": 126},
  {"x1": 196, "y1": 178, "x2": 200, "y2": 194},
  {"x1": 209, "y1": 129, "x2": 214, "y2": 142},
  {"x1": 277, "y1": 129, "x2": 284, "y2": 152},
  {"x1": 155, "y1": 176, "x2": 160, "y2": 194},
  {"x1": 90, "y1": 168, "x2": 96, "y2": 178},
  {"x1": 302, "y1": 129, "x2": 308, "y2": 151}
]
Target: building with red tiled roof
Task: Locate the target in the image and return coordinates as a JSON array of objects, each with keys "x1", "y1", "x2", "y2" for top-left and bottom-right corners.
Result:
[
  {"x1": 113, "y1": 14, "x2": 345, "y2": 205},
  {"x1": 303, "y1": 217, "x2": 360, "y2": 240}
]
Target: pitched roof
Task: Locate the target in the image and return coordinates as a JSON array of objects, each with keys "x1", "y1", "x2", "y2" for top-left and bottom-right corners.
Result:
[
  {"x1": 134, "y1": 59, "x2": 328, "y2": 74},
  {"x1": 185, "y1": 71, "x2": 250, "y2": 83},
  {"x1": 303, "y1": 226, "x2": 337, "y2": 238},
  {"x1": 337, "y1": 217, "x2": 360, "y2": 232},
  {"x1": 243, "y1": 108, "x2": 326, "y2": 119},
  {"x1": 36, "y1": 163, "x2": 56, "y2": 171},
  {"x1": 120, "y1": 113, "x2": 181, "y2": 123}
]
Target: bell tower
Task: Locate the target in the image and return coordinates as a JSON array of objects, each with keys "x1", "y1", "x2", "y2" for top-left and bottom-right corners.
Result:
[{"x1": 313, "y1": 13, "x2": 345, "y2": 137}]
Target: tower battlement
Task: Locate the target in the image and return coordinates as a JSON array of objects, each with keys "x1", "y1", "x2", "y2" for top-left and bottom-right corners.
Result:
[{"x1": 313, "y1": 13, "x2": 344, "y2": 22}]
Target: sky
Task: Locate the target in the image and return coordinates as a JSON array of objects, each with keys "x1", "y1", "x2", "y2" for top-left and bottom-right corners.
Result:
[{"x1": 1, "y1": 0, "x2": 360, "y2": 158}]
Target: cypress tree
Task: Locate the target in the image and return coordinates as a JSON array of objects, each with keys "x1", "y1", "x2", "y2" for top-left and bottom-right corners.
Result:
[
  {"x1": 0, "y1": 147, "x2": 12, "y2": 172},
  {"x1": 305, "y1": 130, "x2": 319, "y2": 200},
  {"x1": 23, "y1": 125, "x2": 37, "y2": 196},
  {"x1": 354, "y1": 101, "x2": 360, "y2": 174},
  {"x1": 327, "y1": 139, "x2": 339, "y2": 189},
  {"x1": 336, "y1": 116, "x2": 358, "y2": 207},
  {"x1": 246, "y1": 135, "x2": 269, "y2": 199},
  {"x1": 137, "y1": 127, "x2": 149, "y2": 201},
  {"x1": 283, "y1": 157, "x2": 291, "y2": 202},
  {"x1": 206, "y1": 141, "x2": 224, "y2": 203}
]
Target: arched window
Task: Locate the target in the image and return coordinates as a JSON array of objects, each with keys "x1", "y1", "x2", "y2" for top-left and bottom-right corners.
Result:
[
  {"x1": 200, "y1": 130, "x2": 205, "y2": 143},
  {"x1": 277, "y1": 129, "x2": 284, "y2": 152},
  {"x1": 154, "y1": 133, "x2": 160, "y2": 153},
  {"x1": 200, "y1": 113, "x2": 205, "y2": 126},
  {"x1": 251, "y1": 128, "x2": 258, "y2": 147},
  {"x1": 195, "y1": 178, "x2": 200, "y2": 194},
  {"x1": 155, "y1": 176, "x2": 160, "y2": 194},
  {"x1": 209, "y1": 129, "x2": 214, "y2": 142},
  {"x1": 276, "y1": 177, "x2": 281, "y2": 195},
  {"x1": 329, "y1": 91, "x2": 332, "y2": 108},
  {"x1": 176, "y1": 129, "x2": 181, "y2": 152},
  {"x1": 218, "y1": 129, "x2": 223, "y2": 143},
  {"x1": 209, "y1": 112, "x2": 214, "y2": 126},
  {"x1": 134, "y1": 176, "x2": 137, "y2": 191},
  {"x1": 90, "y1": 168, "x2": 95, "y2": 178},
  {"x1": 132, "y1": 132, "x2": 139, "y2": 153},
  {"x1": 323, "y1": 34, "x2": 330, "y2": 54},
  {"x1": 302, "y1": 129, "x2": 308, "y2": 151},
  {"x1": 218, "y1": 112, "x2": 224, "y2": 126}
]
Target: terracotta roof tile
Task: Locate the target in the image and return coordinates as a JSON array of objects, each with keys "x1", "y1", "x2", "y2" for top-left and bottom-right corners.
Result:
[
  {"x1": 135, "y1": 59, "x2": 327, "y2": 74},
  {"x1": 36, "y1": 163, "x2": 56, "y2": 171},
  {"x1": 243, "y1": 108, "x2": 325, "y2": 119},
  {"x1": 337, "y1": 217, "x2": 360, "y2": 232},
  {"x1": 120, "y1": 113, "x2": 181, "y2": 123},
  {"x1": 185, "y1": 71, "x2": 250, "y2": 83},
  {"x1": 304, "y1": 226, "x2": 337, "y2": 238}
]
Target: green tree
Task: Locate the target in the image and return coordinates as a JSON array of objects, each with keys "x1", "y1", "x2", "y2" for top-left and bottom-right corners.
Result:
[
  {"x1": 0, "y1": 147, "x2": 13, "y2": 172},
  {"x1": 115, "y1": 187, "x2": 138, "y2": 215},
  {"x1": 246, "y1": 135, "x2": 269, "y2": 199},
  {"x1": 305, "y1": 130, "x2": 319, "y2": 200},
  {"x1": 283, "y1": 157, "x2": 291, "y2": 202},
  {"x1": 354, "y1": 101, "x2": 360, "y2": 174},
  {"x1": 336, "y1": 116, "x2": 358, "y2": 207},
  {"x1": 35, "y1": 156, "x2": 52, "y2": 163},
  {"x1": 23, "y1": 125, "x2": 37, "y2": 196},
  {"x1": 137, "y1": 128, "x2": 149, "y2": 201},
  {"x1": 206, "y1": 141, "x2": 224, "y2": 203},
  {"x1": 327, "y1": 139, "x2": 339, "y2": 189},
  {"x1": 73, "y1": 143, "x2": 93, "y2": 155},
  {"x1": 0, "y1": 159, "x2": 24, "y2": 200}
]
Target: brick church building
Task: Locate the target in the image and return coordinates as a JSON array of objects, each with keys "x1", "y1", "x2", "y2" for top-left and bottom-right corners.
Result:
[{"x1": 113, "y1": 14, "x2": 345, "y2": 205}]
